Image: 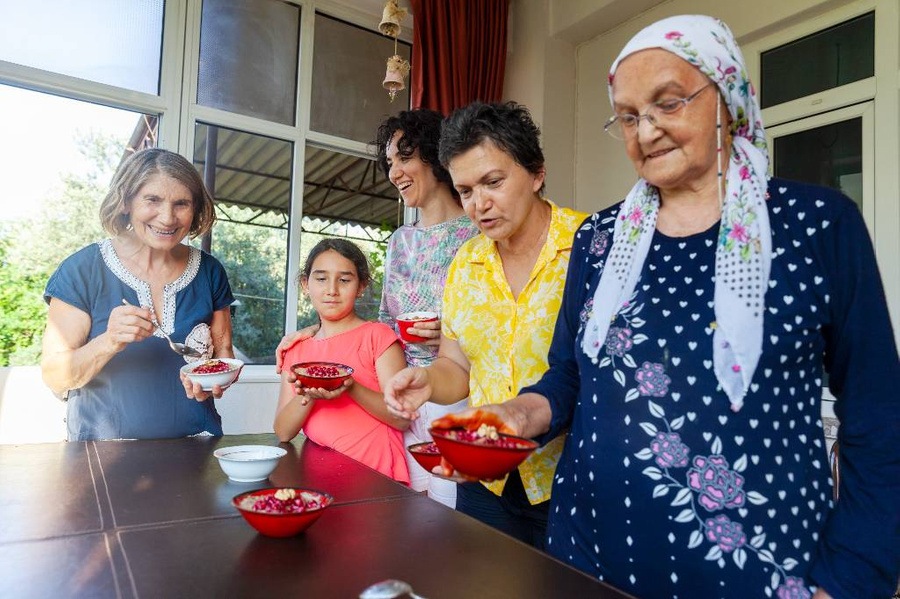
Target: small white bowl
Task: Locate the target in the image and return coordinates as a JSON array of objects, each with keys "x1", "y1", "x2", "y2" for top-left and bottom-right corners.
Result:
[
  {"x1": 181, "y1": 358, "x2": 244, "y2": 391},
  {"x1": 213, "y1": 445, "x2": 287, "y2": 482}
]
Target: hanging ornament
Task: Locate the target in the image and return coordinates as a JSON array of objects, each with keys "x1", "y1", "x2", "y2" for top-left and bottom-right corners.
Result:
[
  {"x1": 378, "y1": 0, "x2": 409, "y2": 102},
  {"x1": 378, "y1": 0, "x2": 407, "y2": 38},
  {"x1": 382, "y1": 54, "x2": 410, "y2": 102}
]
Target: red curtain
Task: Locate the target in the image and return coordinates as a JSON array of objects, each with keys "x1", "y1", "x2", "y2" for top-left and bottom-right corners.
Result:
[{"x1": 409, "y1": 0, "x2": 510, "y2": 115}]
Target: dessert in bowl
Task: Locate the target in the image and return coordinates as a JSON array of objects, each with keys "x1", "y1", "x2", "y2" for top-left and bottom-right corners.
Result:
[
  {"x1": 395, "y1": 311, "x2": 438, "y2": 343},
  {"x1": 429, "y1": 425, "x2": 539, "y2": 481},
  {"x1": 407, "y1": 441, "x2": 442, "y2": 473},
  {"x1": 180, "y1": 358, "x2": 243, "y2": 390},
  {"x1": 290, "y1": 362, "x2": 354, "y2": 392},
  {"x1": 213, "y1": 445, "x2": 287, "y2": 482},
  {"x1": 232, "y1": 487, "x2": 334, "y2": 537}
]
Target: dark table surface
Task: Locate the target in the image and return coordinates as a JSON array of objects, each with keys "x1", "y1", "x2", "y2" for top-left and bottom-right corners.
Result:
[{"x1": 0, "y1": 434, "x2": 631, "y2": 599}]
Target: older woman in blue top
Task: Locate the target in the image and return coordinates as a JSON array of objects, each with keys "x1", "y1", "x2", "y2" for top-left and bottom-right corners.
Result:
[
  {"x1": 397, "y1": 15, "x2": 900, "y2": 599},
  {"x1": 41, "y1": 148, "x2": 235, "y2": 441}
]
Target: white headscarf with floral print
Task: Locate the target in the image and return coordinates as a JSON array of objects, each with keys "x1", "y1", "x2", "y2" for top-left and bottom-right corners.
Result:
[{"x1": 582, "y1": 15, "x2": 771, "y2": 412}]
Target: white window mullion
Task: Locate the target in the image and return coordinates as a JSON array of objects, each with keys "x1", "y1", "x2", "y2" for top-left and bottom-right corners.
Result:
[{"x1": 284, "y1": 0, "x2": 317, "y2": 335}]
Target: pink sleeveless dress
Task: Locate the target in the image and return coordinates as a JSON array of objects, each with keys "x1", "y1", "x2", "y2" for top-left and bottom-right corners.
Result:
[{"x1": 283, "y1": 322, "x2": 410, "y2": 484}]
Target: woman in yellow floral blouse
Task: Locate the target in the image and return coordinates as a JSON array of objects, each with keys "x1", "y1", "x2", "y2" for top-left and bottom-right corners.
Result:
[{"x1": 384, "y1": 102, "x2": 587, "y2": 548}]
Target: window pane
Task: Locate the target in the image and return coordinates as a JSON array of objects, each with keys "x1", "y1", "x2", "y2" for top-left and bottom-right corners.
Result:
[
  {"x1": 0, "y1": 84, "x2": 157, "y2": 366},
  {"x1": 192, "y1": 124, "x2": 293, "y2": 364},
  {"x1": 0, "y1": 1, "x2": 163, "y2": 94},
  {"x1": 761, "y1": 13, "x2": 874, "y2": 108},
  {"x1": 310, "y1": 13, "x2": 411, "y2": 143},
  {"x1": 198, "y1": 0, "x2": 300, "y2": 125},
  {"x1": 773, "y1": 117, "x2": 862, "y2": 210},
  {"x1": 296, "y1": 145, "x2": 397, "y2": 328}
]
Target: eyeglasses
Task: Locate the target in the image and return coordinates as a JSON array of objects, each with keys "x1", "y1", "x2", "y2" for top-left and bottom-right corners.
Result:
[{"x1": 604, "y1": 84, "x2": 712, "y2": 140}]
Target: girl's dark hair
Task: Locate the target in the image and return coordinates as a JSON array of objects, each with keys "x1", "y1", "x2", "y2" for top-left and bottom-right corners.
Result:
[
  {"x1": 300, "y1": 238, "x2": 372, "y2": 287},
  {"x1": 373, "y1": 109, "x2": 460, "y2": 203},
  {"x1": 439, "y1": 101, "x2": 546, "y2": 194}
]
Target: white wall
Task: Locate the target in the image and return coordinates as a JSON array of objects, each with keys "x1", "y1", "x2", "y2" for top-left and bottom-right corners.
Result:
[
  {"x1": 502, "y1": 0, "x2": 577, "y2": 208},
  {"x1": 0, "y1": 366, "x2": 280, "y2": 444}
]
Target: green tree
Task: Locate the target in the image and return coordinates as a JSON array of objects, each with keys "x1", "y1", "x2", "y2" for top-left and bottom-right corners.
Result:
[{"x1": 0, "y1": 131, "x2": 117, "y2": 366}]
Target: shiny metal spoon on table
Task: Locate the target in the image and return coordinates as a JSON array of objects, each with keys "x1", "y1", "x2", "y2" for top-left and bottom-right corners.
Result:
[
  {"x1": 359, "y1": 579, "x2": 425, "y2": 599},
  {"x1": 121, "y1": 299, "x2": 203, "y2": 358}
]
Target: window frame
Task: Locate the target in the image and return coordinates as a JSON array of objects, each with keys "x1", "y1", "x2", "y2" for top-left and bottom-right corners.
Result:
[{"x1": 0, "y1": 0, "x2": 416, "y2": 375}]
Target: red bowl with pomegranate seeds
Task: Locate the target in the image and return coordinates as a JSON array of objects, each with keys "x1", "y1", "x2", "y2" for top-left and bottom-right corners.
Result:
[
  {"x1": 396, "y1": 311, "x2": 438, "y2": 343},
  {"x1": 407, "y1": 441, "x2": 442, "y2": 473},
  {"x1": 429, "y1": 428, "x2": 539, "y2": 481},
  {"x1": 290, "y1": 361, "x2": 354, "y2": 391},
  {"x1": 232, "y1": 488, "x2": 334, "y2": 538}
]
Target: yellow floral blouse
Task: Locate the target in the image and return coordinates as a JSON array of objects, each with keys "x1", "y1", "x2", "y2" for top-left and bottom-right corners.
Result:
[{"x1": 442, "y1": 200, "x2": 588, "y2": 504}]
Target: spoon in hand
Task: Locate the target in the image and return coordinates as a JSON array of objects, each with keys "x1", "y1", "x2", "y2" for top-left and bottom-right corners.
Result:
[{"x1": 122, "y1": 299, "x2": 203, "y2": 358}]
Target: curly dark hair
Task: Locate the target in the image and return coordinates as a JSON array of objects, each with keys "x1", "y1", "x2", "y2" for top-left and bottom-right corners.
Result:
[
  {"x1": 438, "y1": 101, "x2": 545, "y2": 194},
  {"x1": 373, "y1": 109, "x2": 459, "y2": 202},
  {"x1": 299, "y1": 238, "x2": 372, "y2": 288}
]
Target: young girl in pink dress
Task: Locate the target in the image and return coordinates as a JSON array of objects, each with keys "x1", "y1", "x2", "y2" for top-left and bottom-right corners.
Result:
[{"x1": 274, "y1": 239, "x2": 410, "y2": 484}]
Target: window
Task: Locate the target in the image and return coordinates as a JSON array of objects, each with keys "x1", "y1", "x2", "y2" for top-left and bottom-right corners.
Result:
[
  {"x1": 0, "y1": 0, "x2": 164, "y2": 94},
  {"x1": 191, "y1": 123, "x2": 293, "y2": 364},
  {"x1": 0, "y1": 84, "x2": 157, "y2": 366},
  {"x1": 760, "y1": 12, "x2": 874, "y2": 108},
  {"x1": 310, "y1": 13, "x2": 412, "y2": 143},
  {"x1": 197, "y1": 0, "x2": 301, "y2": 125}
]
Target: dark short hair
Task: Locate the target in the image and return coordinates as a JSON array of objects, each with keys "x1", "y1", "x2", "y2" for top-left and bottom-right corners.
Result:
[
  {"x1": 438, "y1": 101, "x2": 545, "y2": 194},
  {"x1": 300, "y1": 238, "x2": 372, "y2": 288},
  {"x1": 99, "y1": 148, "x2": 216, "y2": 238},
  {"x1": 373, "y1": 109, "x2": 459, "y2": 203}
]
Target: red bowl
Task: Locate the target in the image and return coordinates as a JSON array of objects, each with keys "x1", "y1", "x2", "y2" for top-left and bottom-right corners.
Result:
[
  {"x1": 429, "y1": 428, "x2": 539, "y2": 481},
  {"x1": 232, "y1": 488, "x2": 334, "y2": 538},
  {"x1": 407, "y1": 441, "x2": 442, "y2": 472},
  {"x1": 396, "y1": 311, "x2": 438, "y2": 343},
  {"x1": 291, "y1": 362, "x2": 354, "y2": 391}
]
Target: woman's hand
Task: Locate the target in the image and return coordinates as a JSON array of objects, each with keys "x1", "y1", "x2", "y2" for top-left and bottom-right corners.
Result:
[
  {"x1": 180, "y1": 365, "x2": 241, "y2": 402},
  {"x1": 408, "y1": 317, "x2": 442, "y2": 348},
  {"x1": 296, "y1": 378, "x2": 353, "y2": 405},
  {"x1": 105, "y1": 304, "x2": 155, "y2": 352},
  {"x1": 274, "y1": 323, "x2": 321, "y2": 374},
  {"x1": 383, "y1": 367, "x2": 433, "y2": 420}
]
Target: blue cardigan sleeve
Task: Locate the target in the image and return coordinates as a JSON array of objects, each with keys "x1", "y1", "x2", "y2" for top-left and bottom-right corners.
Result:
[
  {"x1": 521, "y1": 214, "x2": 596, "y2": 444},
  {"x1": 807, "y1": 198, "x2": 900, "y2": 598}
]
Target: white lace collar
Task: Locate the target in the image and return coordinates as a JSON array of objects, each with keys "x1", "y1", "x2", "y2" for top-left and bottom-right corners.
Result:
[{"x1": 98, "y1": 239, "x2": 201, "y2": 336}]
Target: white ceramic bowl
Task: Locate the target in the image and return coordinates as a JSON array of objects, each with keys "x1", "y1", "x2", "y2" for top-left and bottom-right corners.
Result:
[
  {"x1": 213, "y1": 445, "x2": 287, "y2": 483},
  {"x1": 181, "y1": 358, "x2": 243, "y2": 391}
]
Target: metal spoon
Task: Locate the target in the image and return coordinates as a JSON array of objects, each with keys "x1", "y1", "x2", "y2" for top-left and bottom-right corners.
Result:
[
  {"x1": 359, "y1": 579, "x2": 424, "y2": 599},
  {"x1": 121, "y1": 299, "x2": 203, "y2": 358}
]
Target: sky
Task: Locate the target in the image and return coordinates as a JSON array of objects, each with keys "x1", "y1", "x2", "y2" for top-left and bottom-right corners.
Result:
[{"x1": 0, "y1": 84, "x2": 143, "y2": 221}]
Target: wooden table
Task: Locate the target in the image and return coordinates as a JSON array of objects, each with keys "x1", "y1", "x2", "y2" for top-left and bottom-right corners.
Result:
[{"x1": 0, "y1": 434, "x2": 632, "y2": 598}]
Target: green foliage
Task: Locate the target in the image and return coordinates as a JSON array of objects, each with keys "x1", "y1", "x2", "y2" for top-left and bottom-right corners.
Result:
[{"x1": 0, "y1": 131, "x2": 115, "y2": 366}]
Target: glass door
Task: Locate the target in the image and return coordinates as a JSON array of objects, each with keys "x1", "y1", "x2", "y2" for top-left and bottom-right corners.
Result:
[{"x1": 765, "y1": 102, "x2": 875, "y2": 236}]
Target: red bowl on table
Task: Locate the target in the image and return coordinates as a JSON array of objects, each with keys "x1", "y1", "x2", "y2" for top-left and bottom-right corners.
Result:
[
  {"x1": 291, "y1": 362, "x2": 354, "y2": 391},
  {"x1": 407, "y1": 441, "x2": 442, "y2": 472},
  {"x1": 429, "y1": 428, "x2": 539, "y2": 481},
  {"x1": 396, "y1": 311, "x2": 438, "y2": 343},
  {"x1": 232, "y1": 488, "x2": 334, "y2": 538}
]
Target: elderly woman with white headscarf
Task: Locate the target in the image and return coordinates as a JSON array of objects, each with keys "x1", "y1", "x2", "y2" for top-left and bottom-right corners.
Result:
[{"x1": 406, "y1": 15, "x2": 900, "y2": 599}]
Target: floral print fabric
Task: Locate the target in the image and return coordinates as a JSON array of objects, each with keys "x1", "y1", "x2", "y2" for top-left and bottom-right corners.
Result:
[
  {"x1": 584, "y1": 15, "x2": 772, "y2": 411},
  {"x1": 442, "y1": 200, "x2": 587, "y2": 503},
  {"x1": 378, "y1": 215, "x2": 479, "y2": 368},
  {"x1": 525, "y1": 179, "x2": 900, "y2": 597}
]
